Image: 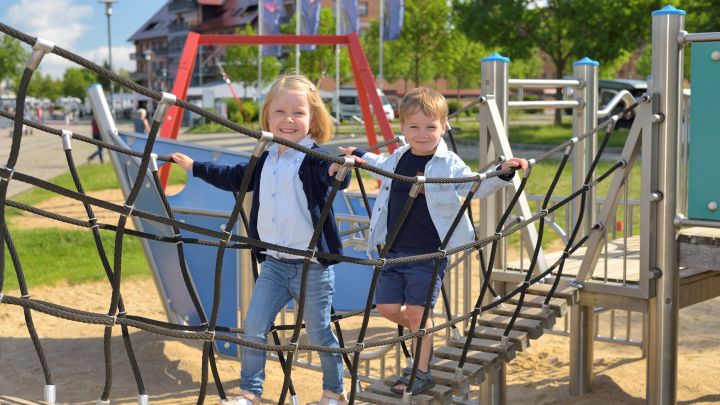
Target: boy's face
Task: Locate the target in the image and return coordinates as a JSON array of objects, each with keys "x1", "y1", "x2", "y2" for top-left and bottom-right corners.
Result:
[
  {"x1": 401, "y1": 110, "x2": 446, "y2": 156},
  {"x1": 267, "y1": 88, "x2": 311, "y2": 144}
]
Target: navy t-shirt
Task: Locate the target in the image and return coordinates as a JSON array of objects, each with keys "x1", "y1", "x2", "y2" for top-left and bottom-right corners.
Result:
[{"x1": 387, "y1": 151, "x2": 442, "y2": 253}]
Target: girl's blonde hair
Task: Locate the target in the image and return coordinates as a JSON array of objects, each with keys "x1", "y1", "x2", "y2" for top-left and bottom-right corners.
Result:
[
  {"x1": 259, "y1": 72, "x2": 334, "y2": 144},
  {"x1": 398, "y1": 87, "x2": 448, "y2": 124}
]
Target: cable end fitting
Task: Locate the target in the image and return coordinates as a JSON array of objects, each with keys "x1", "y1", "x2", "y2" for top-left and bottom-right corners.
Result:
[
  {"x1": 150, "y1": 153, "x2": 159, "y2": 172},
  {"x1": 153, "y1": 92, "x2": 177, "y2": 123},
  {"x1": 27, "y1": 37, "x2": 54, "y2": 70},
  {"x1": 252, "y1": 131, "x2": 274, "y2": 157},
  {"x1": 61, "y1": 129, "x2": 72, "y2": 151},
  {"x1": 409, "y1": 176, "x2": 426, "y2": 198}
]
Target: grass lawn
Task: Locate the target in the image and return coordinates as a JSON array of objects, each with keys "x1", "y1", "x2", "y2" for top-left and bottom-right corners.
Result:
[{"x1": 3, "y1": 162, "x2": 187, "y2": 290}]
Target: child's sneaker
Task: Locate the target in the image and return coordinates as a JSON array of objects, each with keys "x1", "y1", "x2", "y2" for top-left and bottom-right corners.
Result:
[
  {"x1": 317, "y1": 390, "x2": 348, "y2": 405},
  {"x1": 223, "y1": 390, "x2": 260, "y2": 405}
]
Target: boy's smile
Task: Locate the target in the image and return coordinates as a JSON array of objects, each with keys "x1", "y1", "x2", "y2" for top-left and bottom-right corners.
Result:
[{"x1": 401, "y1": 110, "x2": 446, "y2": 156}]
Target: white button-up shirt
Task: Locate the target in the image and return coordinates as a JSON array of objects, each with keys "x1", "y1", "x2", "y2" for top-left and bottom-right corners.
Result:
[{"x1": 257, "y1": 135, "x2": 315, "y2": 260}]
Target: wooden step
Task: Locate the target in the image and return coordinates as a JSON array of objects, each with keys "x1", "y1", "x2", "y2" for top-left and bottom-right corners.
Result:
[
  {"x1": 465, "y1": 326, "x2": 529, "y2": 352},
  {"x1": 491, "y1": 303, "x2": 556, "y2": 329},
  {"x1": 362, "y1": 383, "x2": 435, "y2": 405},
  {"x1": 429, "y1": 357, "x2": 486, "y2": 385},
  {"x1": 383, "y1": 373, "x2": 457, "y2": 402},
  {"x1": 449, "y1": 337, "x2": 515, "y2": 362},
  {"x1": 0, "y1": 397, "x2": 43, "y2": 405},
  {"x1": 478, "y1": 313, "x2": 544, "y2": 339},
  {"x1": 525, "y1": 284, "x2": 579, "y2": 304},
  {"x1": 507, "y1": 293, "x2": 567, "y2": 317},
  {"x1": 435, "y1": 346, "x2": 501, "y2": 371}
]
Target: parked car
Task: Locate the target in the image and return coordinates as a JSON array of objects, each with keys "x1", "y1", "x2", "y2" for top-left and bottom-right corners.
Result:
[
  {"x1": 336, "y1": 87, "x2": 394, "y2": 122},
  {"x1": 598, "y1": 79, "x2": 647, "y2": 127}
]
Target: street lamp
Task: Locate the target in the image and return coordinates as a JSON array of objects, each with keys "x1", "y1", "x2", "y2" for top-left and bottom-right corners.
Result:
[{"x1": 99, "y1": 0, "x2": 117, "y2": 116}]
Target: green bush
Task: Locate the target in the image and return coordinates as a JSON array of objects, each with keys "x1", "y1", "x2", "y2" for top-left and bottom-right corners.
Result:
[
  {"x1": 447, "y1": 100, "x2": 462, "y2": 116},
  {"x1": 227, "y1": 99, "x2": 260, "y2": 124}
]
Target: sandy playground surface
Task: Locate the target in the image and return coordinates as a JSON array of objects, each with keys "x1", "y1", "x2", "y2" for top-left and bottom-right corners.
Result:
[{"x1": 1, "y1": 190, "x2": 720, "y2": 404}]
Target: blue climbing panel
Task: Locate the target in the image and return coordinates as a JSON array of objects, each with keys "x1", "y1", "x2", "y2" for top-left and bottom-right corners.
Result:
[
  {"x1": 114, "y1": 133, "x2": 376, "y2": 357},
  {"x1": 688, "y1": 42, "x2": 720, "y2": 220}
]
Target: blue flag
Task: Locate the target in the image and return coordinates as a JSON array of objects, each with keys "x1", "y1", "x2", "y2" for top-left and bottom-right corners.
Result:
[
  {"x1": 383, "y1": 0, "x2": 404, "y2": 40},
  {"x1": 262, "y1": 0, "x2": 283, "y2": 57},
  {"x1": 300, "y1": 0, "x2": 321, "y2": 51},
  {"x1": 338, "y1": 0, "x2": 360, "y2": 35}
]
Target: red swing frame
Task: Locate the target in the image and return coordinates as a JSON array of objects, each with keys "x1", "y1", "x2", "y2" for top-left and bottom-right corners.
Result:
[{"x1": 158, "y1": 32, "x2": 395, "y2": 187}]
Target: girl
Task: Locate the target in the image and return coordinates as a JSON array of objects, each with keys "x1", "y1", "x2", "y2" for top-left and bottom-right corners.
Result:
[{"x1": 171, "y1": 73, "x2": 361, "y2": 405}]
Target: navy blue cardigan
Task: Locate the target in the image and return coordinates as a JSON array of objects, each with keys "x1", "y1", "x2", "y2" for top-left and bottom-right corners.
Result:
[{"x1": 192, "y1": 145, "x2": 351, "y2": 265}]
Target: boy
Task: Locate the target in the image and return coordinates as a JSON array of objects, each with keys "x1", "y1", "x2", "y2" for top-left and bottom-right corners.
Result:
[{"x1": 340, "y1": 87, "x2": 527, "y2": 395}]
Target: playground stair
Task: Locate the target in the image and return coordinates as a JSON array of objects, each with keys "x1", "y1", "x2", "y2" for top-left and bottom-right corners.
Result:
[{"x1": 355, "y1": 288, "x2": 573, "y2": 404}]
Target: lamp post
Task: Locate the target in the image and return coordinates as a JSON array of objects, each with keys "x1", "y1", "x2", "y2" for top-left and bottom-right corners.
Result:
[
  {"x1": 99, "y1": 0, "x2": 116, "y2": 116},
  {"x1": 144, "y1": 49, "x2": 154, "y2": 90}
]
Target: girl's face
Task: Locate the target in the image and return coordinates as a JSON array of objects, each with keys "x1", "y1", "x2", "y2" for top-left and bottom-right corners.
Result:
[
  {"x1": 267, "y1": 88, "x2": 311, "y2": 144},
  {"x1": 400, "y1": 110, "x2": 446, "y2": 156}
]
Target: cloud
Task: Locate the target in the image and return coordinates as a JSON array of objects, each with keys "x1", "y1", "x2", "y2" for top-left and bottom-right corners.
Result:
[{"x1": 5, "y1": 0, "x2": 93, "y2": 49}]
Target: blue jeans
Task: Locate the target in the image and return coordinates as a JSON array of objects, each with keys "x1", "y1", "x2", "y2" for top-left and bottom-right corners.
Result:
[{"x1": 240, "y1": 257, "x2": 344, "y2": 397}]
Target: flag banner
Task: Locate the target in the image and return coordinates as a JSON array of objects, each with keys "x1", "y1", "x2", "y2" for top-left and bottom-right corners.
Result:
[
  {"x1": 339, "y1": 0, "x2": 360, "y2": 35},
  {"x1": 383, "y1": 0, "x2": 404, "y2": 40},
  {"x1": 300, "y1": 0, "x2": 321, "y2": 50},
  {"x1": 262, "y1": 0, "x2": 283, "y2": 57}
]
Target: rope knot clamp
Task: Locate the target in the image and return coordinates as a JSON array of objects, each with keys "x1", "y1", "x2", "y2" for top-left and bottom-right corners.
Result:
[
  {"x1": 253, "y1": 131, "x2": 274, "y2": 157},
  {"x1": 89, "y1": 217, "x2": 100, "y2": 230},
  {"x1": 153, "y1": 92, "x2": 177, "y2": 123},
  {"x1": 61, "y1": 129, "x2": 73, "y2": 151},
  {"x1": 437, "y1": 248, "x2": 447, "y2": 258},
  {"x1": 562, "y1": 250, "x2": 571, "y2": 259},
  {"x1": 494, "y1": 232, "x2": 503, "y2": 239},
  {"x1": 121, "y1": 204, "x2": 135, "y2": 218},
  {"x1": 354, "y1": 342, "x2": 365, "y2": 352},
  {"x1": 20, "y1": 294, "x2": 31, "y2": 299},
  {"x1": 106, "y1": 313, "x2": 118, "y2": 326},
  {"x1": 522, "y1": 281, "x2": 531, "y2": 289},
  {"x1": 0, "y1": 166, "x2": 15, "y2": 183},
  {"x1": 540, "y1": 209, "x2": 549, "y2": 216},
  {"x1": 207, "y1": 329, "x2": 217, "y2": 341},
  {"x1": 287, "y1": 341, "x2": 299, "y2": 352},
  {"x1": 569, "y1": 137, "x2": 579, "y2": 145},
  {"x1": 409, "y1": 176, "x2": 426, "y2": 198},
  {"x1": 417, "y1": 328, "x2": 427, "y2": 336},
  {"x1": 222, "y1": 230, "x2": 233, "y2": 245},
  {"x1": 27, "y1": 37, "x2": 54, "y2": 70},
  {"x1": 376, "y1": 257, "x2": 387, "y2": 268},
  {"x1": 306, "y1": 248, "x2": 317, "y2": 261},
  {"x1": 174, "y1": 233, "x2": 183, "y2": 244},
  {"x1": 334, "y1": 156, "x2": 355, "y2": 182},
  {"x1": 149, "y1": 153, "x2": 159, "y2": 173}
]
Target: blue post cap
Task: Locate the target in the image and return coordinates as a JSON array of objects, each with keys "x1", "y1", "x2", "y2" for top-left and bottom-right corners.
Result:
[
  {"x1": 481, "y1": 52, "x2": 510, "y2": 63},
  {"x1": 652, "y1": 5, "x2": 685, "y2": 16},
  {"x1": 573, "y1": 57, "x2": 599, "y2": 66}
]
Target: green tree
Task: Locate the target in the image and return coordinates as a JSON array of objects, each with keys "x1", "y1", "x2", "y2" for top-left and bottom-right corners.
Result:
[
  {"x1": 29, "y1": 73, "x2": 62, "y2": 100},
  {"x1": 361, "y1": 20, "x2": 412, "y2": 89},
  {"x1": 441, "y1": 31, "x2": 486, "y2": 101},
  {"x1": 454, "y1": 0, "x2": 660, "y2": 124},
  {"x1": 0, "y1": 35, "x2": 27, "y2": 87},
  {"x1": 95, "y1": 60, "x2": 111, "y2": 91},
  {"x1": 280, "y1": 8, "x2": 352, "y2": 85},
  {"x1": 224, "y1": 25, "x2": 281, "y2": 97},
  {"x1": 402, "y1": 0, "x2": 452, "y2": 86},
  {"x1": 62, "y1": 67, "x2": 96, "y2": 99}
]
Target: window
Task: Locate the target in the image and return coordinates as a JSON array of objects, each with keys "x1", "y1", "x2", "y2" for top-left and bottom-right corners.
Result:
[{"x1": 358, "y1": 2, "x2": 368, "y2": 16}]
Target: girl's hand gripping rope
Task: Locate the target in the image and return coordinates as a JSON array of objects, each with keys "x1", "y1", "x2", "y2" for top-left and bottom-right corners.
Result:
[{"x1": 328, "y1": 147, "x2": 365, "y2": 176}]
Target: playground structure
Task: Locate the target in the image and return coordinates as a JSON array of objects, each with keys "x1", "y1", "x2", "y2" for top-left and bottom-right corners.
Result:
[{"x1": 0, "y1": 5, "x2": 719, "y2": 405}]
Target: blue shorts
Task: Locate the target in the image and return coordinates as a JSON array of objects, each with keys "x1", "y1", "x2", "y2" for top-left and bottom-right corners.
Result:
[{"x1": 375, "y1": 252, "x2": 448, "y2": 307}]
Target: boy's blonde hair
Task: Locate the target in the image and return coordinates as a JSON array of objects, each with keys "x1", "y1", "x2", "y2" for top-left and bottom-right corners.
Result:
[
  {"x1": 398, "y1": 87, "x2": 448, "y2": 124},
  {"x1": 259, "y1": 72, "x2": 334, "y2": 144}
]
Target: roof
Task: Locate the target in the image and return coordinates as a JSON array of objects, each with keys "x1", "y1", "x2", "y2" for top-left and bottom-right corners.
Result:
[{"x1": 127, "y1": 1, "x2": 174, "y2": 42}]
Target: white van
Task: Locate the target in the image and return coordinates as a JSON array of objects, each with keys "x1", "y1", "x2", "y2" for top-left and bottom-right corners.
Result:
[{"x1": 336, "y1": 87, "x2": 394, "y2": 122}]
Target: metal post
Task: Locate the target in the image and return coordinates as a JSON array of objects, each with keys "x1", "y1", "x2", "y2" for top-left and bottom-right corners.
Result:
[
  {"x1": 99, "y1": 0, "x2": 116, "y2": 117},
  {"x1": 335, "y1": 0, "x2": 341, "y2": 124},
  {"x1": 480, "y1": 53, "x2": 509, "y2": 277},
  {"x1": 569, "y1": 57, "x2": 598, "y2": 396},
  {"x1": 258, "y1": 0, "x2": 263, "y2": 86},
  {"x1": 570, "y1": 304, "x2": 594, "y2": 395},
  {"x1": 295, "y1": 0, "x2": 300, "y2": 71},
  {"x1": 645, "y1": 5, "x2": 684, "y2": 404},
  {"x1": 572, "y1": 57, "x2": 599, "y2": 237},
  {"x1": 378, "y1": 0, "x2": 384, "y2": 89}
]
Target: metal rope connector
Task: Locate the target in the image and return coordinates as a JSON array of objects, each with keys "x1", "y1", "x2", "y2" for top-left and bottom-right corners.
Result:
[
  {"x1": 174, "y1": 233, "x2": 183, "y2": 245},
  {"x1": 409, "y1": 176, "x2": 426, "y2": 198},
  {"x1": 44, "y1": 384, "x2": 56, "y2": 404},
  {"x1": 0, "y1": 166, "x2": 15, "y2": 183},
  {"x1": 222, "y1": 230, "x2": 233, "y2": 245},
  {"x1": 153, "y1": 92, "x2": 177, "y2": 123},
  {"x1": 540, "y1": 209, "x2": 549, "y2": 217},
  {"x1": 305, "y1": 248, "x2": 317, "y2": 261},
  {"x1": 89, "y1": 217, "x2": 100, "y2": 230},
  {"x1": 27, "y1": 37, "x2": 54, "y2": 70},
  {"x1": 61, "y1": 130, "x2": 72, "y2": 151},
  {"x1": 334, "y1": 156, "x2": 355, "y2": 182},
  {"x1": 437, "y1": 248, "x2": 447, "y2": 258},
  {"x1": 494, "y1": 232, "x2": 503, "y2": 239},
  {"x1": 417, "y1": 328, "x2": 427, "y2": 336},
  {"x1": 287, "y1": 341, "x2": 299, "y2": 352},
  {"x1": 21, "y1": 294, "x2": 31, "y2": 299},
  {"x1": 454, "y1": 367, "x2": 464, "y2": 380},
  {"x1": 137, "y1": 394, "x2": 149, "y2": 405},
  {"x1": 96, "y1": 398, "x2": 110, "y2": 405},
  {"x1": 252, "y1": 131, "x2": 274, "y2": 157},
  {"x1": 121, "y1": 204, "x2": 135, "y2": 219},
  {"x1": 354, "y1": 342, "x2": 365, "y2": 352},
  {"x1": 402, "y1": 391, "x2": 412, "y2": 404},
  {"x1": 522, "y1": 281, "x2": 531, "y2": 289},
  {"x1": 149, "y1": 153, "x2": 159, "y2": 173},
  {"x1": 375, "y1": 257, "x2": 387, "y2": 268}
]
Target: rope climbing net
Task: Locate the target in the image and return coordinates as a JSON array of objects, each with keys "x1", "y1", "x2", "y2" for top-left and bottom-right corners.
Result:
[{"x1": 0, "y1": 23, "x2": 644, "y2": 405}]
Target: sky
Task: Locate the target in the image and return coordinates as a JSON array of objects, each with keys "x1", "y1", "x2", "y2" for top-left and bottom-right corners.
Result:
[{"x1": 1, "y1": 0, "x2": 168, "y2": 79}]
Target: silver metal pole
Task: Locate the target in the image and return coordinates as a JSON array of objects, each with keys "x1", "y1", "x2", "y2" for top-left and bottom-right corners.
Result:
[
  {"x1": 296, "y1": 0, "x2": 300, "y2": 71},
  {"x1": 480, "y1": 53, "x2": 509, "y2": 275},
  {"x1": 646, "y1": 6, "x2": 684, "y2": 404},
  {"x1": 568, "y1": 57, "x2": 598, "y2": 396},
  {"x1": 258, "y1": 0, "x2": 263, "y2": 87},
  {"x1": 378, "y1": 0, "x2": 384, "y2": 89},
  {"x1": 335, "y1": 0, "x2": 340, "y2": 124}
]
